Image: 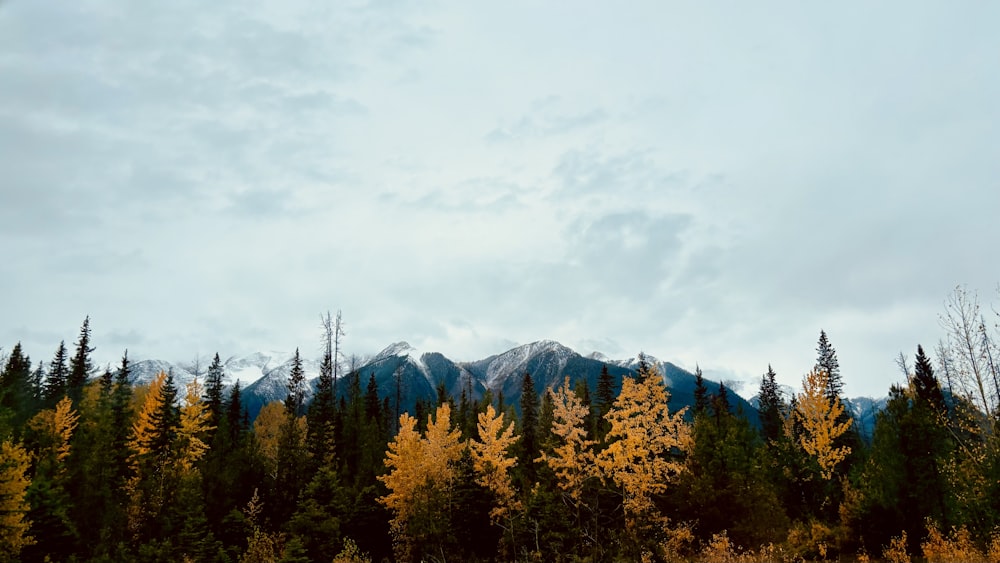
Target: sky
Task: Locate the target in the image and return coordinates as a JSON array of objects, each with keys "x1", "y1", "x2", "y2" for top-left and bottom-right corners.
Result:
[{"x1": 2, "y1": 1, "x2": 999, "y2": 398}]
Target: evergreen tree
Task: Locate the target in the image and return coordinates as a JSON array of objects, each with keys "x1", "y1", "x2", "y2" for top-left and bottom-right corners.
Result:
[
  {"x1": 205, "y1": 353, "x2": 225, "y2": 424},
  {"x1": 517, "y1": 372, "x2": 539, "y2": 486},
  {"x1": 758, "y1": 365, "x2": 784, "y2": 442},
  {"x1": 815, "y1": 330, "x2": 842, "y2": 400},
  {"x1": 0, "y1": 342, "x2": 33, "y2": 433},
  {"x1": 595, "y1": 364, "x2": 615, "y2": 441},
  {"x1": 309, "y1": 341, "x2": 337, "y2": 465},
  {"x1": 286, "y1": 349, "x2": 306, "y2": 418},
  {"x1": 226, "y1": 380, "x2": 245, "y2": 443},
  {"x1": 44, "y1": 341, "x2": 69, "y2": 406},
  {"x1": 713, "y1": 382, "x2": 732, "y2": 420},
  {"x1": 914, "y1": 344, "x2": 947, "y2": 413},
  {"x1": 693, "y1": 365, "x2": 709, "y2": 416},
  {"x1": 67, "y1": 316, "x2": 94, "y2": 403}
]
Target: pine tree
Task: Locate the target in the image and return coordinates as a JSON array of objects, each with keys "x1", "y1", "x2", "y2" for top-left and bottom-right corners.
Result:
[
  {"x1": 595, "y1": 364, "x2": 615, "y2": 441},
  {"x1": 759, "y1": 365, "x2": 784, "y2": 442},
  {"x1": 310, "y1": 313, "x2": 341, "y2": 468},
  {"x1": 67, "y1": 317, "x2": 94, "y2": 403},
  {"x1": 44, "y1": 341, "x2": 69, "y2": 406},
  {"x1": 226, "y1": 380, "x2": 245, "y2": 443},
  {"x1": 914, "y1": 344, "x2": 947, "y2": 413},
  {"x1": 713, "y1": 382, "x2": 731, "y2": 420},
  {"x1": 286, "y1": 349, "x2": 306, "y2": 418},
  {"x1": 0, "y1": 343, "x2": 33, "y2": 433},
  {"x1": 694, "y1": 365, "x2": 709, "y2": 416},
  {"x1": 517, "y1": 372, "x2": 539, "y2": 485},
  {"x1": 815, "y1": 330, "x2": 842, "y2": 400},
  {"x1": 204, "y1": 353, "x2": 225, "y2": 424}
]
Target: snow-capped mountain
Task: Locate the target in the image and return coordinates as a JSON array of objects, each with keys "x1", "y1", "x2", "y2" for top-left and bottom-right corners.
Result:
[{"x1": 122, "y1": 340, "x2": 762, "y2": 423}]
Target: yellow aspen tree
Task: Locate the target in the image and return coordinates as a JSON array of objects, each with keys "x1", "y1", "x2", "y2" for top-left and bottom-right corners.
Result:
[
  {"x1": 598, "y1": 364, "x2": 691, "y2": 530},
  {"x1": 380, "y1": 413, "x2": 424, "y2": 548},
  {"x1": 421, "y1": 403, "x2": 463, "y2": 487},
  {"x1": 470, "y1": 404, "x2": 520, "y2": 522},
  {"x1": 794, "y1": 368, "x2": 852, "y2": 480},
  {"x1": 539, "y1": 377, "x2": 596, "y2": 507},
  {"x1": 176, "y1": 378, "x2": 215, "y2": 472},
  {"x1": 0, "y1": 439, "x2": 34, "y2": 560},
  {"x1": 379, "y1": 404, "x2": 463, "y2": 561}
]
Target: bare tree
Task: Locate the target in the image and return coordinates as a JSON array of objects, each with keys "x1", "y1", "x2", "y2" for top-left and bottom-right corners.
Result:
[{"x1": 939, "y1": 286, "x2": 999, "y2": 422}]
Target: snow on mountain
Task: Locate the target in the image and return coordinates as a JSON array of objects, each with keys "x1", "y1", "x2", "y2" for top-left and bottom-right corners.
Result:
[
  {"x1": 370, "y1": 342, "x2": 434, "y2": 387},
  {"x1": 472, "y1": 340, "x2": 576, "y2": 388}
]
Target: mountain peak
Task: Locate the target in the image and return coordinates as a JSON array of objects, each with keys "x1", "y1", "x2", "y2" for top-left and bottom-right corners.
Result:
[{"x1": 374, "y1": 341, "x2": 418, "y2": 362}]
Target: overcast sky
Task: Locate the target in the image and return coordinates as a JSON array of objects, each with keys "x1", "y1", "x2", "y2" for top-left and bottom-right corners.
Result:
[{"x1": 2, "y1": 1, "x2": 999, "y2": 398}]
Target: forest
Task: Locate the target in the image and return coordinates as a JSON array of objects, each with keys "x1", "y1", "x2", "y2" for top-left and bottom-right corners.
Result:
[{"x1": 2, "y1": 288, "x2": 1000, "y2": 563}]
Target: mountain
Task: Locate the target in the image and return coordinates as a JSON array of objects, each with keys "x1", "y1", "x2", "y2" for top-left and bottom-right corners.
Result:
[{"x1": 124, "y1": 340, "x2": 761, "y2": 424}]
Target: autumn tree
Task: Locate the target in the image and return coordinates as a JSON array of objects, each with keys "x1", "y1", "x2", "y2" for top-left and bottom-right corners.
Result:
[
  {"x1": 177, "y1": 378, "x2": 214, "y2": 473},
  {"x1": 0, "y1": 439, "x2": 34, "y2": 561},
  {"x1": 470, "y1": 404, "x2": 519, "y2": 523},
  {"x1": 598, "y1": 363, "x2": 691, "y2": 555},
  {"x1": 794, "y1": 368, "x2": 852, "y2": 482},
  {"x1": 539, "y1": 377, "x2": 596, "y2": 510},
  {"x1": 22, "y1": 397, "x2": 79, "y2": 560},
  {"x1": 379, "y1": 403, "x2": 463, "y2": 562}
]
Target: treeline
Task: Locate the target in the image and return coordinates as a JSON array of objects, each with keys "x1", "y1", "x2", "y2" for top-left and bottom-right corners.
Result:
[{"x1": 2, "y1": 288, "x2": 1000, "y2": 562}]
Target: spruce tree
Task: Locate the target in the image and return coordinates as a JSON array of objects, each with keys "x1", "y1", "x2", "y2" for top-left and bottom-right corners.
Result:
[
  {"x1": 67, "y1": 317, "x2": 94, "y2": 403},
  {"x1": 913, "y1": 344, "x2": 947, "y2": 413},
  {"x1": 713, "y1": 382, "x2": 731, "y2": 421},
  {"x1": 758, "y1": 365, "x2": 784, "y2": 442},
  {"x1": 45, "y1": 341, "x2": 69, "y2": 406},
  {"x1": 204, "y1": 353, "x2": 225, "y2": 424},
  {"x1": 518, "y1": 372, "x2": 539, "y2": 485},
  {"x1": 693, "y1": 365, "x2": 709, "y2": 416},
  {"x1": 0, "y1": 343, "x2": 33, "y2": 433},
  {"x1": 815, "y1": 330, "x2": 842, "y2": 400},
  {"x1": 286, "y1": 349, "x2": 306, "y2": 418},
  {"x1": 308, "y1": 338, "x2": 336, "y2": 465},
  {"x1": 595, "y1": 364, "x2": 615, "y2": 441}
]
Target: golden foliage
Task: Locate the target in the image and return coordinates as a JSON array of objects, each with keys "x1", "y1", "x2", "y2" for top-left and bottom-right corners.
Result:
[
  {"x1": 597, "y1": 365, "x2": 690, "y2": 525},
  {"x1": 882, "y1": 532, "x2": 911, "y2": 563},
  {"x1": 379, "y1": 404, "x2": 463, "y2": 560},
  {"x1": 539, "y1": 377, "x2": 597, "y2": 508},
  {"x1": 793, "y1": 368, "x2": 851, "y2": 480},
  {"x1": 0, "y1": 439, "x2": 34, "y2": 560},
  {"x1": 921, "y1": 520, "x2": 986, "y2": 563},
  {"x1": 253, "y1": 401, "x2": 305, "y2": 479},
  {"x1": 176, "y1": 378, "x2": 215, "y2": 472},
  {"x1": 332, "y1": 538, "x2": 372, "y2": 563},
  {"x1": 470, "y1": 404, "x2": 520, "y2": 522},
  {"x1": 53, "y1": 396, "x2": 79, "y2": 465},
  {"x1": 129, "y1": 371, "x2": 166, "y2": 464}
]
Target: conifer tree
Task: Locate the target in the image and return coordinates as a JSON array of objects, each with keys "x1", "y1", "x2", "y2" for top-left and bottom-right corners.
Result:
[
  {"x1": 0, "y1": 343, "x2": 33, "y2": 433},
  {"x1": 693, "y1": 365, "x2": 709, "y2": 416},
  {"x1": 815, "y1": 330, "x2": 842, "y2": 401},
  {"x1": 44, "y1": 341, "x2": 69, "y2": 406},
  {"x1": 914, "y1": 344, "x2": 947, "y2": 413},
  {"x1": 759, "y1": 365, "x2": 784, "y2": 442},
  {"x1": 713, "y1": 382, "x2": 731, "y2": 420},
  {"x1": 595, "y1": 364, "x2": 615, "y2": 441},
  {"x1": 177, "y1": 379, "x2": 214, "y2": 473},
  {"x1": 67, "y1": 317, "x2": 94, "y2": 403},
  {"x1": 517, "y1": 372, "x2": 539, "y2": 485},
  {"x1": 204, "y1": 353, "x2": 225, "y2": 424},
  {"x1": 0, "y1": 438, "x2": 34, "y2": 560}
]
